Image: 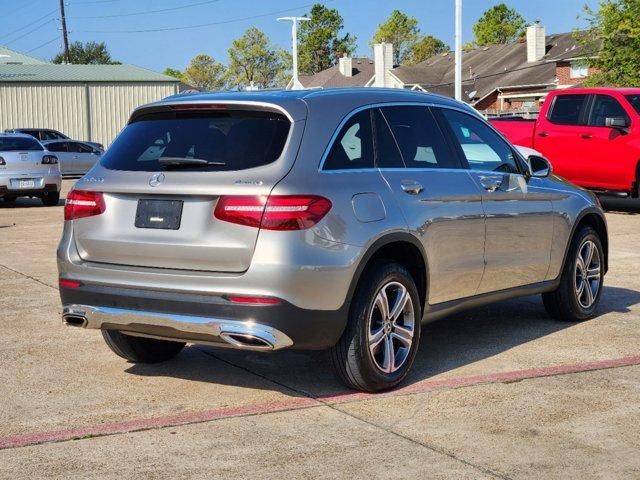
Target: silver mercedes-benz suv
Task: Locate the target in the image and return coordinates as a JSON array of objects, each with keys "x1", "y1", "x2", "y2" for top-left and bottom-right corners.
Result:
[{"x1": 58, "y1": 89, "x2": 608, "y2": 392}]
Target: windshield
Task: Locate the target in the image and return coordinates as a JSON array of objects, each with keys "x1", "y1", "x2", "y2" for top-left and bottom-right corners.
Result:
[
  {"x1": 0, "y1": 137, "x2": 43, "y2": 152},
  {"x1": 625, "y1": 95, "x2": 640, "y2": 115},
  {"x1": 100, "y1": 109, "x2": 291, "y2": 172}
]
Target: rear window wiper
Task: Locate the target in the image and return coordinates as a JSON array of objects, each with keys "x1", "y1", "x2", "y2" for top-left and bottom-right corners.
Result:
[{"x1": 158, "y1": 157, "x2": 226, "y2": 168}]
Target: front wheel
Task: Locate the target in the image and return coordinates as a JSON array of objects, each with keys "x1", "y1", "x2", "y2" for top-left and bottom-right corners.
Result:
[
  {"x1": 542, "y1": 226, "x2": 604, "y2": 321},
  {"x1": 330, "y1": 262, "x2": 422, "y2": 392},
  {"x1": 102, "y1": 330, "x2": 185, "y2": 363}
]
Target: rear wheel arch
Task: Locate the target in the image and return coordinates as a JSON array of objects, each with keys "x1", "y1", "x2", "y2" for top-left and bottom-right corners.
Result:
[{"x1": 345, "y1": 234, "x2": 428, "y2": 314}]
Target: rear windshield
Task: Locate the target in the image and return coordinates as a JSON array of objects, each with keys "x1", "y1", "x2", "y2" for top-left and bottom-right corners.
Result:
[
  {"x1": 625, "y1": 95, "x2": 640, "y2": 115},
  {"x1": 100, "y1": 109, "x2": 291, "y2": 172},
  {"x1": 0, "y1": 137, "x2": 43, "y2": 151}
]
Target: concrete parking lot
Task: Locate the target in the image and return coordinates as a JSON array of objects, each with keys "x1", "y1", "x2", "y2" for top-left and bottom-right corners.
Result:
[{"x1": 0, "y1": 180, "x2": 639, "y2": 479}]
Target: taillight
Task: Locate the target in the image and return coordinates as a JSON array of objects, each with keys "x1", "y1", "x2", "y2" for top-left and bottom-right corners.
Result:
[
  {"x1": 64, "y1": 190, "x2": 106, "y2": 221},
  {"x1": 226, "y1": 295, "x2": 282, "y2": 305},
  {"x1": 214, "y1": 195, "x2": 332, "y2": 231},
  {"x1": 42, "y1": 155, "x2": 58, "y2": 164}
]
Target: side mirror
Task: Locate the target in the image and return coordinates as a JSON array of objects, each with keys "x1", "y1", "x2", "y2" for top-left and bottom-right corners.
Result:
[
  {"x1": 528, "y1": 155, "x2": 552, "y2": 178},
  {"x1": 605, "y1": 117, "x2": 629, "y2": 130}
]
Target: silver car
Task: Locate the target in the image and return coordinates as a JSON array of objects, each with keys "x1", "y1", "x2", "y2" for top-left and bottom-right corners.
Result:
[
  {"x1": 0, "y1": 133, "x2": 61, "y2": 206},
  {"x1": 41, "y1": 140, "x2": 102, "y2": 176},
  {"x1": 58, "y1": 89, "x2": 608, "y2": 392}
]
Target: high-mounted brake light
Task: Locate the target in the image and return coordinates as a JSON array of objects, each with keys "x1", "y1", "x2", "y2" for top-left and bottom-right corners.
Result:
[
  {"x1": 214, "y1": 195, "x2": 332, "y2": 231},
  {"x1": 169, "y1": 103, "x2": 228, "y2": 110},
  {"x1": 64, "y1": 190, "x2": 106, "y2": 221}
]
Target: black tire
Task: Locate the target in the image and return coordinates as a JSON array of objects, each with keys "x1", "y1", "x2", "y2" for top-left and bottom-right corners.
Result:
[
  {"x1": 41, "y1": 192, "x2": 60, "y2": 206},
  {"x1": 102, "y1": 330, "x2": 186, "y2": 363},
  {"x1": 2, "y1": 196, "x2": 16, "y2": 204},
  {"x1": 330, "y1": 261, "x2": 422, "y2": 392},
  {"x1": 542, "y1": 226, "x2": 604, "y2": 322}
]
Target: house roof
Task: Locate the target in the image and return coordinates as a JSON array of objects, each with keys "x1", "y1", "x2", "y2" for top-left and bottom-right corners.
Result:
[
  {"x1": 0, "y1": 63, "x2": 179, "y2": 83},
  {"x1": 0, "y1": 45, "x2": 49, "y2": 65},
  {"x1": 392, "y1": 32, "x2": 600, "y2": 103},
  {"x1": 298, "y1": 57, "x2": 375, "y2": 88}
]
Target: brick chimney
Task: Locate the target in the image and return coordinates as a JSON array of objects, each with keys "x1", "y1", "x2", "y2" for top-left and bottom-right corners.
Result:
[
  {"x1": 338, "y1": 55, "x2": 353, "y2": 77},
  {"x1": 526, "y1": 21, "x2": 546, "y2": 63},
  {"x1": 373, "y1": 43, "x2": 394, "y2": 87}
]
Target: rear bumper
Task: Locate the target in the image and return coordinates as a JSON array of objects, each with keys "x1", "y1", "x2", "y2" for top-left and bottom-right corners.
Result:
[
  {"x1": 60, "y1": 284, "x2": 348, "y2": 350},
  {"x1": 0, "y1": 173, "x2": 61, "y2": 196}
]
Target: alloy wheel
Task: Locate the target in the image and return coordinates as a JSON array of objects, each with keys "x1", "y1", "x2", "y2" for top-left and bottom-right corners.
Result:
[
  {"x1": 574, "y1": 239, "x2": 601, "y2": 309},
  {"x1": 367, "y1": 281, "x2": 415, "y2": 374}
]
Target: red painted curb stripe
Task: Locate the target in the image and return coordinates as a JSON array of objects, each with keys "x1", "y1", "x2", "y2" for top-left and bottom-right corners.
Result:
[{"x1": 2, "y1": 354, "x2": 639, "y2": 451}]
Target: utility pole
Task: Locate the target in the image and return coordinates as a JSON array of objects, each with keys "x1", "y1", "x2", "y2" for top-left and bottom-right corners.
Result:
[
  {"x1": 278, "y1": 16, "x2": 310, "y2": 90},
  {"x1": 59, "y1": 0, "x2": 70, "y2": 63},
  {"x1": 454, "y1": 0, "x2": 462, "y2": 101}
]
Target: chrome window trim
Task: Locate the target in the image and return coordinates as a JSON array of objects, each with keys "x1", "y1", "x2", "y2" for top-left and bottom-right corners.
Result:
[{"x1": 318, "y1": 101, "x2": 478, "y2": 173}]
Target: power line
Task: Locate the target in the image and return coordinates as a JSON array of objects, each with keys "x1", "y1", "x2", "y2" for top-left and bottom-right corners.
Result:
[
  {"x1": 0, "y1": 8, "x2": 57, "y2": 41},
  {"x1": 4, "y1": 18, "x2": 57, "y2": 46},
  {"x1": 75, "y1": 2, "x2": 322, "y2": 34},
  {"x1": 25, "y1": 36, "x2": 58, "y2": 54},
  {"x1": 70, "y1": 0, "x2": 221, "y2": 19}
]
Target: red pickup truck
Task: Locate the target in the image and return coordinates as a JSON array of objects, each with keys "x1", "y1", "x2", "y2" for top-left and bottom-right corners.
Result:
[{"x1": 490, "y1": 88, "x2": 640, "y2": 197}]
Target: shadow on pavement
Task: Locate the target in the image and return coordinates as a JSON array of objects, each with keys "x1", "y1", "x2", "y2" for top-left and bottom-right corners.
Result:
[
  {"x1": 0, "y1": 196, "x2": 66, "y2": 208},
  {"x1": 124, "y1": 285, "x2": 640, "y2": 396}
]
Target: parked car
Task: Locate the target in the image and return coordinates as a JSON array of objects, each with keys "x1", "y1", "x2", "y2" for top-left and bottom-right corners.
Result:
[
  {"x1": 5, "y1": 128, "x2": 104, "y2": 152},
  {"x1": 0, "y1": 133, "x2": 61, "y2": 206},
  {"x1": 41, "y1": 140, "x2": 102, "y2": 176},
  {"x1": 58, "y1": 89, "x2": 608, "y2": 392},
  {"x1": 490, "y1": 87, "x2": 640, "y2": 197}
]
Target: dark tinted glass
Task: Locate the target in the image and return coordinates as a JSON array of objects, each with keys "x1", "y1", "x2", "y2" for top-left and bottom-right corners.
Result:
[
  {"x1": 373, "y1": 109, "x2": 404, "y2": 168},
  {"x1": 45, "y1": 142, "x2": 67, "y2": 152},
  {"x1": 101, "y1": 110, "x2": 290, "y2": 172},
  {"x1": 440, "y1": 108, "x2": 519, "y2": 173},
  {"x1": 323, "y1": 110, "x2": 374, "y2": 170},
  {"x1": 588, "y1": 95, "x2": 629, "y2": 126},
  {"x1": 381, "y1": 106, "x2": 454, "y2": 169},
  {"x1": 0, "y1": 136, "x2": 43, "y2": 151},
  {"x1": 548, "y1": 94, "x2": 588, "y2": 125},
  {"x1": 625, "y1": 95, "x2": 640, "y2": 115}
]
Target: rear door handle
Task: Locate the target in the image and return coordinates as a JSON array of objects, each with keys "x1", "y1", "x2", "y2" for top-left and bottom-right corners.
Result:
[
  {"x1": 580, "y1": 134, "x2": 592, "y2": 139},
  {"x1": 538, "y1": 131, "x2": 549, "y2": 138},
  {"x1": 479, "y1": 175, "x2": 503, "y2": 192},
  {"x1": 400, "y1": 181, "x2": 423, "y2": 195}
]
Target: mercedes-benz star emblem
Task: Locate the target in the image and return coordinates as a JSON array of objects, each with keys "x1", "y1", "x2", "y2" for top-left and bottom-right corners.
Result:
[{"x1": 149, "y1": 173, "x2": 165, "y2": 187}]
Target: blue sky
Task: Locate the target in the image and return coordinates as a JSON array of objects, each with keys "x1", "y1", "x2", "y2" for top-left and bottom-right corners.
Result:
[{"x1": 0, "y1": 0, "x2": 599, "y2": 72}]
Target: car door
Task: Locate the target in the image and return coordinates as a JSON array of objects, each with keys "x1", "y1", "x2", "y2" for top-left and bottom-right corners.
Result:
[
  {"x1": 375, "y1": 105, "x2": 486, "y2": 304},
  {"x1": 45, "y1": 141, "x2": 74, "y2": 174},
  {"x1": 534, "y1": 93, "x2": 590, "y2": 184},
  {"x1": 575, "y1": 94, "x2": 637, "y2": 192},
  {"x1": 437, "y1": 107, "x2": 555, "y2": 294},
  {"x1": 69, "y1": 141, "x2": 100, "y2": 173}
]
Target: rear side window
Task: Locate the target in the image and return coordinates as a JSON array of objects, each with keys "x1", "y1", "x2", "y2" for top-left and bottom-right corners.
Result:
[
  {"x1": 46, "y1": 142, "x2": 68, "y2": 152},
  {"x1": 625, "y1": 95, "x2": 640, "y2": 115},
  {"x1": 588, "y1": 95, "x2": 630, "y2": 127},
  {"x1": 548, "y1": 94, "x2": 588, "y2": 125},
  {"x1": 101, "y1": 109, "x2": 290, "y2": 172},
  {"x1": 380, "y1": 106, "x2": 455, "y2": 169},
  {"x1": 0, "y1": 137, "x2": 43, "y2": 151},
  {"x1": 323, "y1": 109, "x2": 374, "y2": 170}
]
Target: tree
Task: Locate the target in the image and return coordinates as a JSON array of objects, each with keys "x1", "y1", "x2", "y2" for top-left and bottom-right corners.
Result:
[
  {"x1": 226, "y1": 27, "x2": 290, "y2": 89},
  {"x1": 298, "y1": 4, "x2": 356, "y2": 75},
  {"x1": 472, "y1": 3, "x2": 526, "y2": 46},
  {"x1": 52, "y1": 41, "x2": 120, "y2": 64},
  {"x1": 163, "y1": 68, "x2": 184, "y2": 81},
  {"x1": 372, "y1": 10, "x2": 420, "y2": 65},
  {"x1": 580, "y1": 0, "x2": 640, "y2": 87},
  {"x1": 183, "y1": 54, "x2": 226, "y2": 91},
  {"x1": 407, "y1": 35, "x2": 449, "y2": 64}
]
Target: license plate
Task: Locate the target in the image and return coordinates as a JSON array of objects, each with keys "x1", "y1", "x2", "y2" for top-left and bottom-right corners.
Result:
[
  {"x1": 135, "y1": 199, "x2": 183, "y2": 230},
  {"x1": 18, "y1": 179, "x2": 35, "y2": 189}
]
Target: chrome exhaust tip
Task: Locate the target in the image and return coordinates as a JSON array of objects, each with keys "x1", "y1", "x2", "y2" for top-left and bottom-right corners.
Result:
[
  {"x1": 63, "y1": 314, "x2": 88, "y2": 328},
  {"x1": 219, "y1": 331, "x2": 274, "y2": 351}
]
